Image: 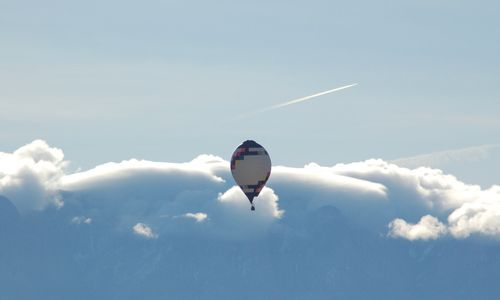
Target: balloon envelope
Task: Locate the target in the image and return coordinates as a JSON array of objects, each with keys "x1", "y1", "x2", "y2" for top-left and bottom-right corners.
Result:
[{"x1": 230, "y1": 140, "x2": 271, "y2": 208}]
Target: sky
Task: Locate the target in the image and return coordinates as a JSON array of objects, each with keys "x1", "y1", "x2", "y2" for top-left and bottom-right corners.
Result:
[
  {"x1": 1, "y1": 1, "x2": 500, "y2": 298},
  {"x1": 1, "y1": 0, "x2": 499, "y2": 176}
]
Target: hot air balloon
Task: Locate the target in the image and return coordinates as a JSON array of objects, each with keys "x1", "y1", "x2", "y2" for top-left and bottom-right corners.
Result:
[{"x1": 230, "y1": 140, "x2": 271, "y2": 211}]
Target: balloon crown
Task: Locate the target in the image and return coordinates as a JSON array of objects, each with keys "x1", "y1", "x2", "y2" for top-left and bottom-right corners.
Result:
[{"x1": 241, "y1": 140, "x2": 261, "y2": 147}]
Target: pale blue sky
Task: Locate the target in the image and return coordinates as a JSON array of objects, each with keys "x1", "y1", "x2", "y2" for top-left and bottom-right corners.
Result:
[{"x1": 1, "y1": 0, "x2": 499, "y2": 172}]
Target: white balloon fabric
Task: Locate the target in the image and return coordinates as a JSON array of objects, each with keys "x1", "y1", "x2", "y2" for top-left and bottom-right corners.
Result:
[{"x1": 230, "y1": 140, "x2": 272, "y2": 210}]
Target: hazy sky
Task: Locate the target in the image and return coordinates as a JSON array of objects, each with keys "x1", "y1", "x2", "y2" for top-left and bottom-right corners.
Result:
[{"x1": 2, "y1": 0, "x2": 499, "y2": 171}]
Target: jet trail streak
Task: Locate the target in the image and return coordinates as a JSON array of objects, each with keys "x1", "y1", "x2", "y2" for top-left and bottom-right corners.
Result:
[
  {"x1": 233, "y1": 83, "x2": 358, "y2": 121},
  {"x1": 260, "y1": 83, "x2": 358, "y2": 113}
]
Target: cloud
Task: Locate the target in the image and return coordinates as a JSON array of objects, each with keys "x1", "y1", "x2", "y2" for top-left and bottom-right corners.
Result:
[
  {"x1": 447, "y1": 187, "x2": 500, "y2": 238},
  {"x1": 210, "y1": 186, "x2": 284, "y2": 239},
  {"x1": 409, "y1": 114, "x2": 500, "y2": 127},
  {"x1": 183, "y1": 212, "x2": 208, "y2": 222},
  {"x1": 218, "y1": 186, "x2": 283, "y2": 219},
  {"x1": 329, "y1": 159, "x2": 500, "y2": 239},
  {"x1": 2, "y1": 140, "x2": 500, "y2": 241},
  {"x1": 71, "y1": 216, "x2": 92, "y2": 225},
  {"x1": 390, "y1": 144, "x2": 500, "y2": 189},
  {"x1": 133, "y1": 223, "x2": 158, "y2": 239},
  {"x1": 391, "y1": 144, "x2": 500, "y2": 168},
  {"x1": 0, "y1": 140, "x2": 67, "y2": 212},
  {"x1": 388, "y1": 215, "x2": 447, "y2": 241}
]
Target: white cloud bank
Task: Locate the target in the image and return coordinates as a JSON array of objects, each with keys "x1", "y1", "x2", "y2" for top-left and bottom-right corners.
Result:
[{"x1": 1, "y1": 140, "x2": 500, "y2": 241}]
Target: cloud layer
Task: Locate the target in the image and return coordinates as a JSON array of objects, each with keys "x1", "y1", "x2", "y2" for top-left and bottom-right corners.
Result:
[{"x1": 1, "y1": 140, "x2": 500, "y2": 241}]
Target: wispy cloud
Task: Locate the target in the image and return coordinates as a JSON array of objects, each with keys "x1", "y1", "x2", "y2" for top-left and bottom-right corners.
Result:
[
  {"x1": 409, "y1": 114, "x2": 500, "y2": 126},
  {"x1": 183, "y1": 212, "x2": 208, "y2": 222},
  {"x1": 71, "y1": 216, "x2": 92, "y2": 225},
  {"x1": 391, "y1": 144, "x2": 500, "y2": 168},
  {"x1": 133, "y1": 223, "x2": 158, "y2": 239}
]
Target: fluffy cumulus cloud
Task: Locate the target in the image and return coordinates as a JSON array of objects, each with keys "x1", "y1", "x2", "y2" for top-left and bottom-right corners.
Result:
[
  {"x1": 447, "y1": 188, "x2": 500, "y2": 238},
  {"x1": 388, "y1": 215, "x2": 447, "y2": 240},
  {"x1": 1, "y1": 140, "x2": 500, "y2": 241},
  {"x1": 0, "y1": 140, "x2": 67, "y2": 212}
]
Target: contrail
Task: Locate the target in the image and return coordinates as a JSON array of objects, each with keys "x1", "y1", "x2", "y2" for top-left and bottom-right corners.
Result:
[
  {"x1": 261, "y1": 83, "x2": 358, "y2": 113},
  {"x1": 233, "y1": 83, "x2": 358, "y2": 120}
]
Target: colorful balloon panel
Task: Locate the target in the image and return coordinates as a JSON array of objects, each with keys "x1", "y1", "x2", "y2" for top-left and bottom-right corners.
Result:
[{"x1": 230, "y1": 140, "x2": 271, "y2": 209}]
